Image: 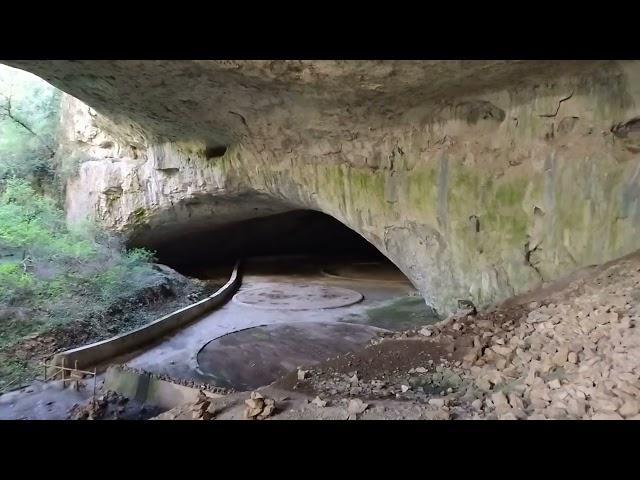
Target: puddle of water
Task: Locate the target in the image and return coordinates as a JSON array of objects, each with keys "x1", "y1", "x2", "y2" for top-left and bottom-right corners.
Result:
[{"x1": 339, "y1": 295, "x2": 440, "y2": 331}]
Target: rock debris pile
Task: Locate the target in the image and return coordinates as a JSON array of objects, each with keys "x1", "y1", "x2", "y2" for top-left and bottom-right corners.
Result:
[
  {"x1": 119, "y1": 365, "x2": 231, "y2": 395},
  {"x1": 289, "y1": 256, "x2": 640, "y2": 420},
  {"x1": 68, "y1": 390, "x2": 130, "y2": 420},
  {"x1": 244, "y1": 391, "x2": 276, "y2": 419}
]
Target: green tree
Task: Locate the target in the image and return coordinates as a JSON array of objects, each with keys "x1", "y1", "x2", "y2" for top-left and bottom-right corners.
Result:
[{"x1": 0, "y1": 65, "x2": 61, "y2": 190}]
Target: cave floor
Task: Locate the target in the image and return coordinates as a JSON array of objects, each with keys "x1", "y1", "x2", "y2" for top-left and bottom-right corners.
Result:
[
  {"x1": 120, "y1": 256, "x2": 434, "y2": 390},
  {"x1": 153, "y1": 250, "x2": 640, "y2": 421},
  {"x1": 8, "y1": 252, "x2": 640, "y2": 420},
  {"x1": 0, "y1": 256, "x2": 437, "y2": 419}
]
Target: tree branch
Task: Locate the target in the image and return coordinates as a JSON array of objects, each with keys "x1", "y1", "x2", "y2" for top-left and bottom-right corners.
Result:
[{"x1": 0, "y1": 92, "x2": 56, "y2": 158}]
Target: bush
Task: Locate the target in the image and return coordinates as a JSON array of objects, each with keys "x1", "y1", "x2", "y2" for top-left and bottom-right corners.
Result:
[
  {"x1": 0, "y1": 263, "x2": 37, "y2": 305},
  {"x1": 0, "y1": 179, "x2": 161, "y2": 347}
]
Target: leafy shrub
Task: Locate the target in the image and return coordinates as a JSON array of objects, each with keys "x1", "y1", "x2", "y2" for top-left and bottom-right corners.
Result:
[
  {"x1": 0, "y1": 263, "x2": 37, "y2": 304},
  {"x1": 0, "y1": 179, "x2": 161, "y2": 346}
]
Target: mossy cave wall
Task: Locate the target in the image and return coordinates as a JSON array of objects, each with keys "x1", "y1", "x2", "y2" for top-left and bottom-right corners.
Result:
[{"x1": 8, "y1": 60, "x2": 640, "y2": 315}]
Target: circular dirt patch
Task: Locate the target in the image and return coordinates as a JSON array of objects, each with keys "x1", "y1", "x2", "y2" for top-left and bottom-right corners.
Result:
[
  {"x1": 233, "y1": 284, "x2": 363, "y2": 310},
  {"x1": 196, "y1": 322, "x2": 385, "y2": 390}
]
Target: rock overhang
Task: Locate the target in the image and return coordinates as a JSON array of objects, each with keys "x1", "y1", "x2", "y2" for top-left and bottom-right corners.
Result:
[
  {"x1": 6, "y1": 59, "x2": 640, "y2": 315},
  {"x1": 2, "y1": 60, "x2": 612, "y2": 145}
]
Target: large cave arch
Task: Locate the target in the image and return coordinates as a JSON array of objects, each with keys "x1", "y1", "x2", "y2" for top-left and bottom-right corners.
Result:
[{"x1": 7, "y1": 60, "x2": 640, "y2": 316}]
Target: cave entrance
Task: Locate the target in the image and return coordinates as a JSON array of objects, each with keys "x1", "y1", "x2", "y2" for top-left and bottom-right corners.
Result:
[
  {"x1": 127, "y1": 210, "x2": 439, "y2": 391},
  {"x1": 145, "y1": 209, "x2": 408, "y2": 283}
]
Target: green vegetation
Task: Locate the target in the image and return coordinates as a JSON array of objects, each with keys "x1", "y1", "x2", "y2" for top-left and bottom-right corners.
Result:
[
  {"x1": 0, "y1": 66, "x2": 60, "y2": 194},
  {"x1": 0, "y1": 179, "x2": 158, "y2": 316},
  {"x1": 0, "y1": 64, "x2": 200, "y2": 392},
  {"x1": 0, "y1": 179, "x2": 168, "y2": 387}
]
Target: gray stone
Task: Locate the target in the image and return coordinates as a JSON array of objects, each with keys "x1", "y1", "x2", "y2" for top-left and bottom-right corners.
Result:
[
  {"x1": 347, "y1": 399, "x2": 369, "y2": 415},
  {"x1": 618, "y1": 400, "x2": 640, "y2": 418},
  {"x1": 592, "y1": 412, "x2": 624, "y2": 420},
  {"x1": 428, "y1": 398, "x2": 446, "y2": 408}
]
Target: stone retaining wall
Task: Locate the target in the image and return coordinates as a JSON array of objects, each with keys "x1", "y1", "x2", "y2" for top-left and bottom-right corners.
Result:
[{"x1": 51, "y1": 261, "x2": 242, "y2": 369}]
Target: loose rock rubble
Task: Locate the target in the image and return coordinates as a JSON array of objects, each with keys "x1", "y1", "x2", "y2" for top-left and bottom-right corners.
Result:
[
  {"x1": 312, "y1": 396, "x2": 328, "y2": 407},
  {"x1": 347, "y1": 398, "x2": 369, "y2": 419},
  {"x1": 118, "y1": 365, "x2": 230, "y2": 395},
  {"x1": 68, "y1": 390, "x2": 130, "y2": 420},
  {"x1": 274, "y1": 254, "x2": 640, "y2": 420},
  {"x1": 451, "y1": 258, "x2": 640, "y2": 420},
  {"x1": 187, "y1": 391, "x2": 219, "y2": 420},
  {"x1": 244, "y1": 391, "x2": 276, "y2": 419}
]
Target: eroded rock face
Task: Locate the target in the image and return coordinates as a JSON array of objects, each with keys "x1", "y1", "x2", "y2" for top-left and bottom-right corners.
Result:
[{"x1": 7, "y1": 60, "x2": 640, "y2": 314}]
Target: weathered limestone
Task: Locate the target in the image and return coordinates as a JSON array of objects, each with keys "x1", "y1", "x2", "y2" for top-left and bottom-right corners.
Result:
[{"x1": 6, "y1": 60, "x2": 640, "y2": 314}]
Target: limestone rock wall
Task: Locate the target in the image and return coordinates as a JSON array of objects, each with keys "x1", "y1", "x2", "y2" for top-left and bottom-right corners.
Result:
[{"x1": 13, "y1": 60, "x2": 640, "y2": 315}]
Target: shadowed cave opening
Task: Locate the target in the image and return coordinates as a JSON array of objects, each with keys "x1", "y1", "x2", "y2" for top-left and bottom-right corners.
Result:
[
  {"x1": 128, "y1": 210, "x2": 435, "y2": 392},
  {"x1": 133, "y1": 209, "x2": 409, "y2": 282}
]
